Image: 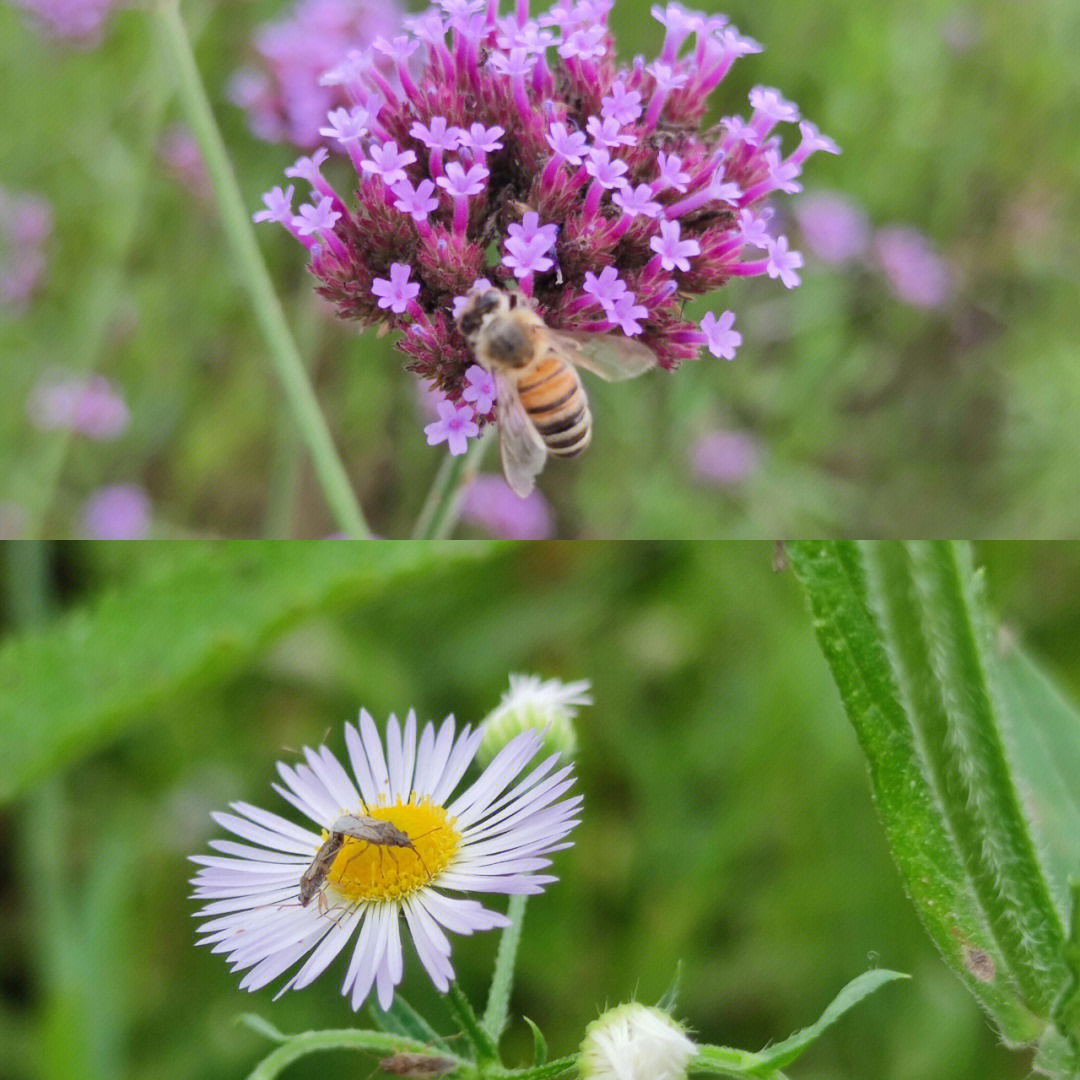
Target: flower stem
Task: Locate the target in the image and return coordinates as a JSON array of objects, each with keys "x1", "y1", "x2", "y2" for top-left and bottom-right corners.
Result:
[
  {"x1": 412, "y1": 431, "x2": 492, "y2": 540},
  {"x1": 482, "y1": 894, "x2": 527, "y2": 1042},
  {"x1": 447, "y1": 982, "x2": 500, "y2": 1065},
  {"x1": 154, "y1": 0, "x2": 371, "y2": 538}
]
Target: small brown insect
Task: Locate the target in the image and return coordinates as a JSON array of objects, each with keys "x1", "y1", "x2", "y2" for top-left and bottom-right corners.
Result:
[
  {"x1": 379, "y1": 1054, "x2": 457, "y2": 1078},
  {"x1": 298, "y1": 814, "x2": 432, "y2": 908}
]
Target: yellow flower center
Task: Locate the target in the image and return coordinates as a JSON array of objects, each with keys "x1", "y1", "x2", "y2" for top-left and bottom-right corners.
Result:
[{"x1": 325, "y1": 799, "x2": 460, "y2": 902}]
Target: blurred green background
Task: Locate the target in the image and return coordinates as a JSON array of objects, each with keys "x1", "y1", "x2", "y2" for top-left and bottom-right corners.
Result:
[
  {"x1": 2, "y1": 0, "x2": 1079, "y2": 537},
  {"x1": 4, "y1": 540, "x2": 1080, "y2": 1078}
]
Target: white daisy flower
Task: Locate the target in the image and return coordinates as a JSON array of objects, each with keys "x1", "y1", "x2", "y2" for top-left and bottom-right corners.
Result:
[
  {"x1": 579, "y1": 1003, "x2": 697, "y2": 1080},
  {"x1": 190, "y1": 709, "x2": 581, "y2": 1010}
]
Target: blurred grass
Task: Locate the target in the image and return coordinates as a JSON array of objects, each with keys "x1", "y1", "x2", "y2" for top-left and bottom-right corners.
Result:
[
  {"x1": 2, "y1": 0, "x2": 1079, "y2": 535},
  {"x1": 2, "y1": 541, "x2": 1076, "y2": 1079}
]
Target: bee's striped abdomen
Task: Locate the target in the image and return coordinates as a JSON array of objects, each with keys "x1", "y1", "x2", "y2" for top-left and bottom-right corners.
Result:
[{"x1": 517, "y1": 353, "x2": 592, "y2": 458}]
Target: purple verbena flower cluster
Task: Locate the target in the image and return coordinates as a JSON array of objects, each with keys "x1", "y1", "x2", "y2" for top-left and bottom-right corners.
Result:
[
  {"x1": 256, "y1": 0, "x2": 837, "y2": 412},
  {"x1": 229, "y1": 0, "x2": 403, "y2": 149},
  {"x1": 0, "y1": 188, "x2": 52, "y2": 313}
]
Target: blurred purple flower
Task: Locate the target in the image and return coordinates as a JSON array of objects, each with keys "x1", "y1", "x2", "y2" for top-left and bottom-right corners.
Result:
[
  {"x1": 0, "y1": 189, "x2": 52, "y2": 313},
  {"x1": 460, "y1": 474, "x2": 554, "y2": 538},
  {"x1": 228, "y1": 0, "x2": 402, "y2": 149},
  {"x1": 794, "y1": 191, "x2": 870, "y2": 265},
  {"x1": 874, "y1": 226, "x2": 953, "y2": 309},
  {"x1": 256, "y1": 0, "x2": 837, "y2": 414},
  {"x1": 80, "y1": 484, "x2": 151, "y2": 539},
  {"x1": 690, "y1": 430, "x2": 758, "y2": 485},
  {"x1": 158, "y1": 125, "x2": 212, "y2": 201},
  {"x1": 12, "y1": 0, "x2": 122, "y2": 43},
  {"x1": 27, "y1": 372, "x2": 129, "y2": 439}
]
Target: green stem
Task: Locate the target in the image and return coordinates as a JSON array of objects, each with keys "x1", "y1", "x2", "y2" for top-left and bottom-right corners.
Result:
[
  {"x1": 412, "y1": 431, "x2": 493, "y2": 539},
  {"x1": 488, "y1": 1055, "x2": 577, "y2": 1080},
  {"x1": 483, "y1": 894, "x2": 527, "y2": 1042},
  {"x1": 447, "y1": 982, "x2": 499, "y2": 1065},
  {"x1": 245, "y1": 1030, "x2": 430, "y2": 1080},
  {"x1": 154, "y1": 0, "x2": 370, "y2": 539}
]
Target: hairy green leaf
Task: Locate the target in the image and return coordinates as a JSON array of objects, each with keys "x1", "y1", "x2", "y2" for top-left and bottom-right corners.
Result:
[
  {"x1": 788, "y1": 542, "x2": 1045, "y2": 1043},
  {"x1": 752, "y1": 969, "x2": 909, "y2": 1072},
  {"x1": 0, "y1": 541, "x2": 500, "y2": 803}
]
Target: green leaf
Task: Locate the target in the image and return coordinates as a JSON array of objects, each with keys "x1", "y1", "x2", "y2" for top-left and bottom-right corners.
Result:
[
  {"x1": 656, "y1": 960, "x2": 683, "y2": 1014},
  {"x1": 994, "y1": 647, "x2": 1080, "y2": 919},
  {"x1": 369, "y1": 996, "x2": 450, "y2": 1050},
  {"x1": 522, "y1": 1017, "x2": 547, "y2": 1067},
  {"x1": 0, "y1": 541, "x2": 501, "y2": 803},
  {"x1": 788, "y1": 542, "x2": 1045, "y2": 1043},
  {"x1": 237, "y1": 1014, "x2": 289, "y2": 1044},
  {"x1": 245, "y1": 1030, "x2": 431, "y2": 1080},
  {"x1": 752, "y1": 969, "x2": 909, "y2": 1072}
]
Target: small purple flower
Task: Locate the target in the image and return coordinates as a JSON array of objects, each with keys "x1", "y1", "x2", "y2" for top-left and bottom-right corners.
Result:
[
  {"x1": 738, "y1": 207, "x2": 773, "y2": 247},
  {"x1": 545, "y1": 123, "x2": 589, "y2": 165},
  {"x1": 411, "y1": 116, "x2": 463, "y2": 151},
  {"x1": 700, "y1": 310, "x2": 741, "y2": 360},
  {"x1": 460, "y1": 474, "x2": 553, "y2": 538},
  {"x1": 874, "y1": 227, "x2": 953, "y2": 309},
  {"x1": 293, "y1": 196, "x2": 341, "y2": 237},
  {"x1": 253, "y1": 185, "x2": 296, "y2": 224},
  {"x1": 504, "y1": 212, "x2": 558, "y2": 278},
  {"x1": 424, "y1": 399, "x2": 480, "y2": 455},
  {"x1": 559, "y1": 25, "x2": 607, "y2": 60},
  {"x1": 458, "y1": 124, "x2": 505, "y2": 154},
  {"x1": 765, "y1": 235, "x2": 803, "y2": 288},
  {"x1": 654, "y1": 151, "x2": 691, "y2": 193},
  {"x1": 649, "y1": 219, "x2": 700, "y2": 272},
  {"x1": 489, "y1": 47, "x2": 535, "y2": 77},
  {"x1": 586, "y1": 116, "x2": 636, "y2": 149},
  {"x1": 319, "y1": 106, "x2": 371, "y2": 146},
  {"x1": 612, "y1": 184, "x2": 663, "y2": 219},
  {"x1": 391, "y1": 178, "x2": 440, "y2": 222},
  {"x1": 0, "y1": 188, "x2": 52, "y2": 311},
  {"x1": 284, "y1": 148, "x2": 330, "y2": 185},
  {"x1": 583, "y1": 265, "x2": 629, "y2": 308},
  {"x1": 80, "y1": 484, "x2": 151, "y2": 540},
  {"x1": 609, "y1": 293, "x2": 648, "y2": 335},
  {"x1": 372, "y1": 263, "x2": 421, "y2": 313},
  {"x1": 647, "y1": 61, "x2": 688, "y2": 93},
  {"x1": 13, "y1": 0, "x2": 123, "y2": 44},
  {"x1": 584, "y1": 148, "x2": 630, "y2": 191},
  {"x1": 436, "y1": 161, "x2": 490, "y2": 197},
  {"x1": 794, "y1": 191, "x2": 869, "y2": 265},
  {"x1": 361, "y1": 140, "x2": 418, "y2": 185},
  {"x1": 691, "y1": 430, "x2": 758, "y2": 485},
  {"x1": 749, "y1": 86, "x2": 800, "y2": 126},
  {"x1": 462, "y1": 364, "x2": 497, "y2": 412},
  {"x1": 601, "y1": 80, "x2": 642, "y2": 124}
]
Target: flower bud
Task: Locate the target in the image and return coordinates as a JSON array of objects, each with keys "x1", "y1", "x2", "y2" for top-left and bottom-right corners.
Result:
[
  {"x1": 579, "y1": 1003, "x2": 697, "y2": 1080},
  {"x1": 478, "y1": 674, "x2": 591, "y2": 763}
]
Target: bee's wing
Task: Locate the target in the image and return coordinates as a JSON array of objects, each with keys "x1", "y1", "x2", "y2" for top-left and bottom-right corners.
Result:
[
  {"x1": 494, "y1": 370, "x2": 547, "y2": 498},
  {"x1": 547, "y1": 329, "x2": 657, "y2": 382}
]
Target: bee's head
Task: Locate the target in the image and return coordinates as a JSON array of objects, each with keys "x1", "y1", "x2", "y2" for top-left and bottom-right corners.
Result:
[{"x1": 457, "y1": 288, "x2": 508, "y2": 340}]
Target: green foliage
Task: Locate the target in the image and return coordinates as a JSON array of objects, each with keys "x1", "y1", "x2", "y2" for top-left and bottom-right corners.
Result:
[
  {"x1": 789, "y1": 541, "x2": 1080, "y2": 1075},
  {"x1": 0, "y1": 541, "x2": 499, "y2": 802}
]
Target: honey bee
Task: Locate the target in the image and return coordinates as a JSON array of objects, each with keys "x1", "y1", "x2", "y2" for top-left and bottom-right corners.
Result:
[
  {"x1": 456, "y1": 287, "x2": 657, "y2": 497},
  {"x1": 298, "y1": 814, "x2": 423, "y2": 908}
]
